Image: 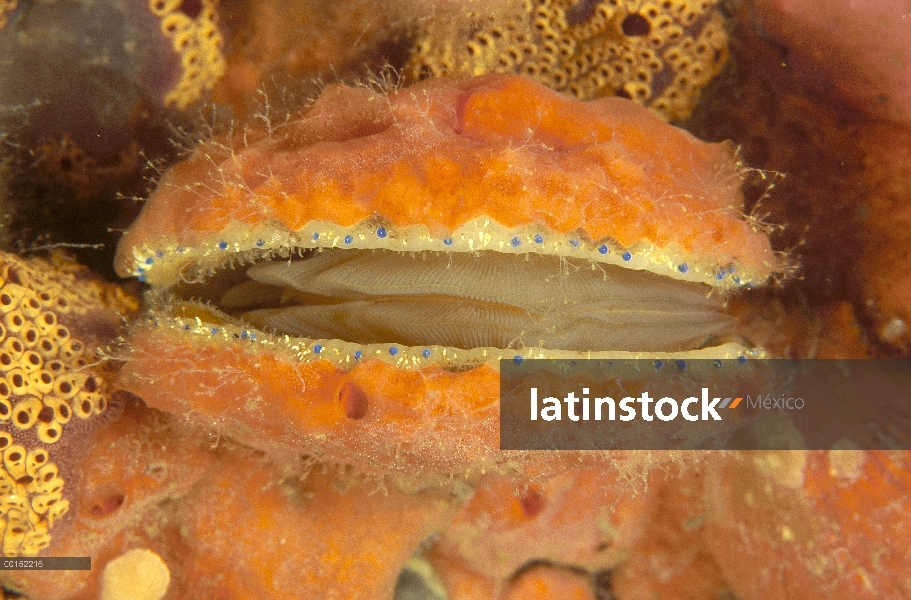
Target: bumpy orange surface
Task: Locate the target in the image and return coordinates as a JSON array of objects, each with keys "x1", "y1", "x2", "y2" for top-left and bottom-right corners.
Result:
[
  {"x1": 120, "y1": 320, "x2": 732, "y2": 480},
  {"x1": 706, "y1": 450, "x2": 911, "y2": 600},
  {"x1": 120, "y1": 327, "x2": 506, "y2": 476},
  {"x1": 7, "y1": 396, "x2": 458, "y2": 600},
  {"x1": 429, "y1": 468, "x2": 649, "y2": 587},
  {"x1": 116, "y1": 74, "x2": 774, "y2": 284},
  {"x1": 610, "y1": 463, "x2": 726, "y2": 600},
  {"x1": 170, "y1": 449, "x2": 456, "y2": 599},
  {"x1": 429, "y1": 456, "x2": 727, "y2": 600}
]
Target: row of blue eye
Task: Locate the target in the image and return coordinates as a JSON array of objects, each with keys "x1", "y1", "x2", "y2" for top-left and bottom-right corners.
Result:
[
  {"x1": 197, "y1": 326, "x2": 749, "y2": 367},
  {"x1": 199, "y1": 325, "x2": 414, "y2": 358},
  {"x1": 142, "y1": 230, "x2": 738, "y2": 284},
  {"x1": 201, "y1": 323, "x2": 490, "y2": 362},
  {"x1": 653, "y1": 357, "x2": 749, "y2": 369},
  {"x1": 186, "y1": 324, "x2": 261, "y2": 342},
  {"x1": 311, "y1": 343, "x2": 434, "y2": 360},
  {"x1": 222, "y1": 231, "x2": 640, "y2": 261},
  {"x1": 512, "y1": 356, "x2": 748, "y2": 366},
  {"x1": 304, "y1": 231, "x2": 694, "y2": 275}
]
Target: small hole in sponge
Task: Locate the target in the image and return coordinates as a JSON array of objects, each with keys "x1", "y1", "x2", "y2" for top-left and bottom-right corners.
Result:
[
  {"x1": 519, "y1": 487, "x2": 545, "y2": 518},
  {"x1": 38, "y1": 406, "x2": 54, "y2": 423},
  {"x1": 178, "y1": 0, "x2": 203, "y2": 18},
  {"x1": 622, "y1": 13, "x2": 651, "y2": 36},
  {"x1": 89, "y1": 493, "x2": 125, "y2": 518},
  {"x1": 338, "y1": 382, "x2": 369, "y2": 420}
]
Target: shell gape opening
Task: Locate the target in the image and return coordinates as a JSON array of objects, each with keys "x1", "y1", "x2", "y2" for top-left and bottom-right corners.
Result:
[{"x1": 211, "y1": 249, "x2": 734, "y2": 353}]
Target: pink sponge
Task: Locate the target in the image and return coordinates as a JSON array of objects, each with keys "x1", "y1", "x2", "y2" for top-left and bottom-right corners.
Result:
[{"x1": 752, "y1": 0, "x2": 911, "y2": 123}]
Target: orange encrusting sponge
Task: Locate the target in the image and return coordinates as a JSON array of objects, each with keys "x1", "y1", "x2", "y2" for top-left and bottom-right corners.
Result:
[
  {"x1": 118, "y1": 326, "x2": 509, "y2": 476},
  {"x1": 116, "y1": 74, "x2": 774, "y2": 283}
]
